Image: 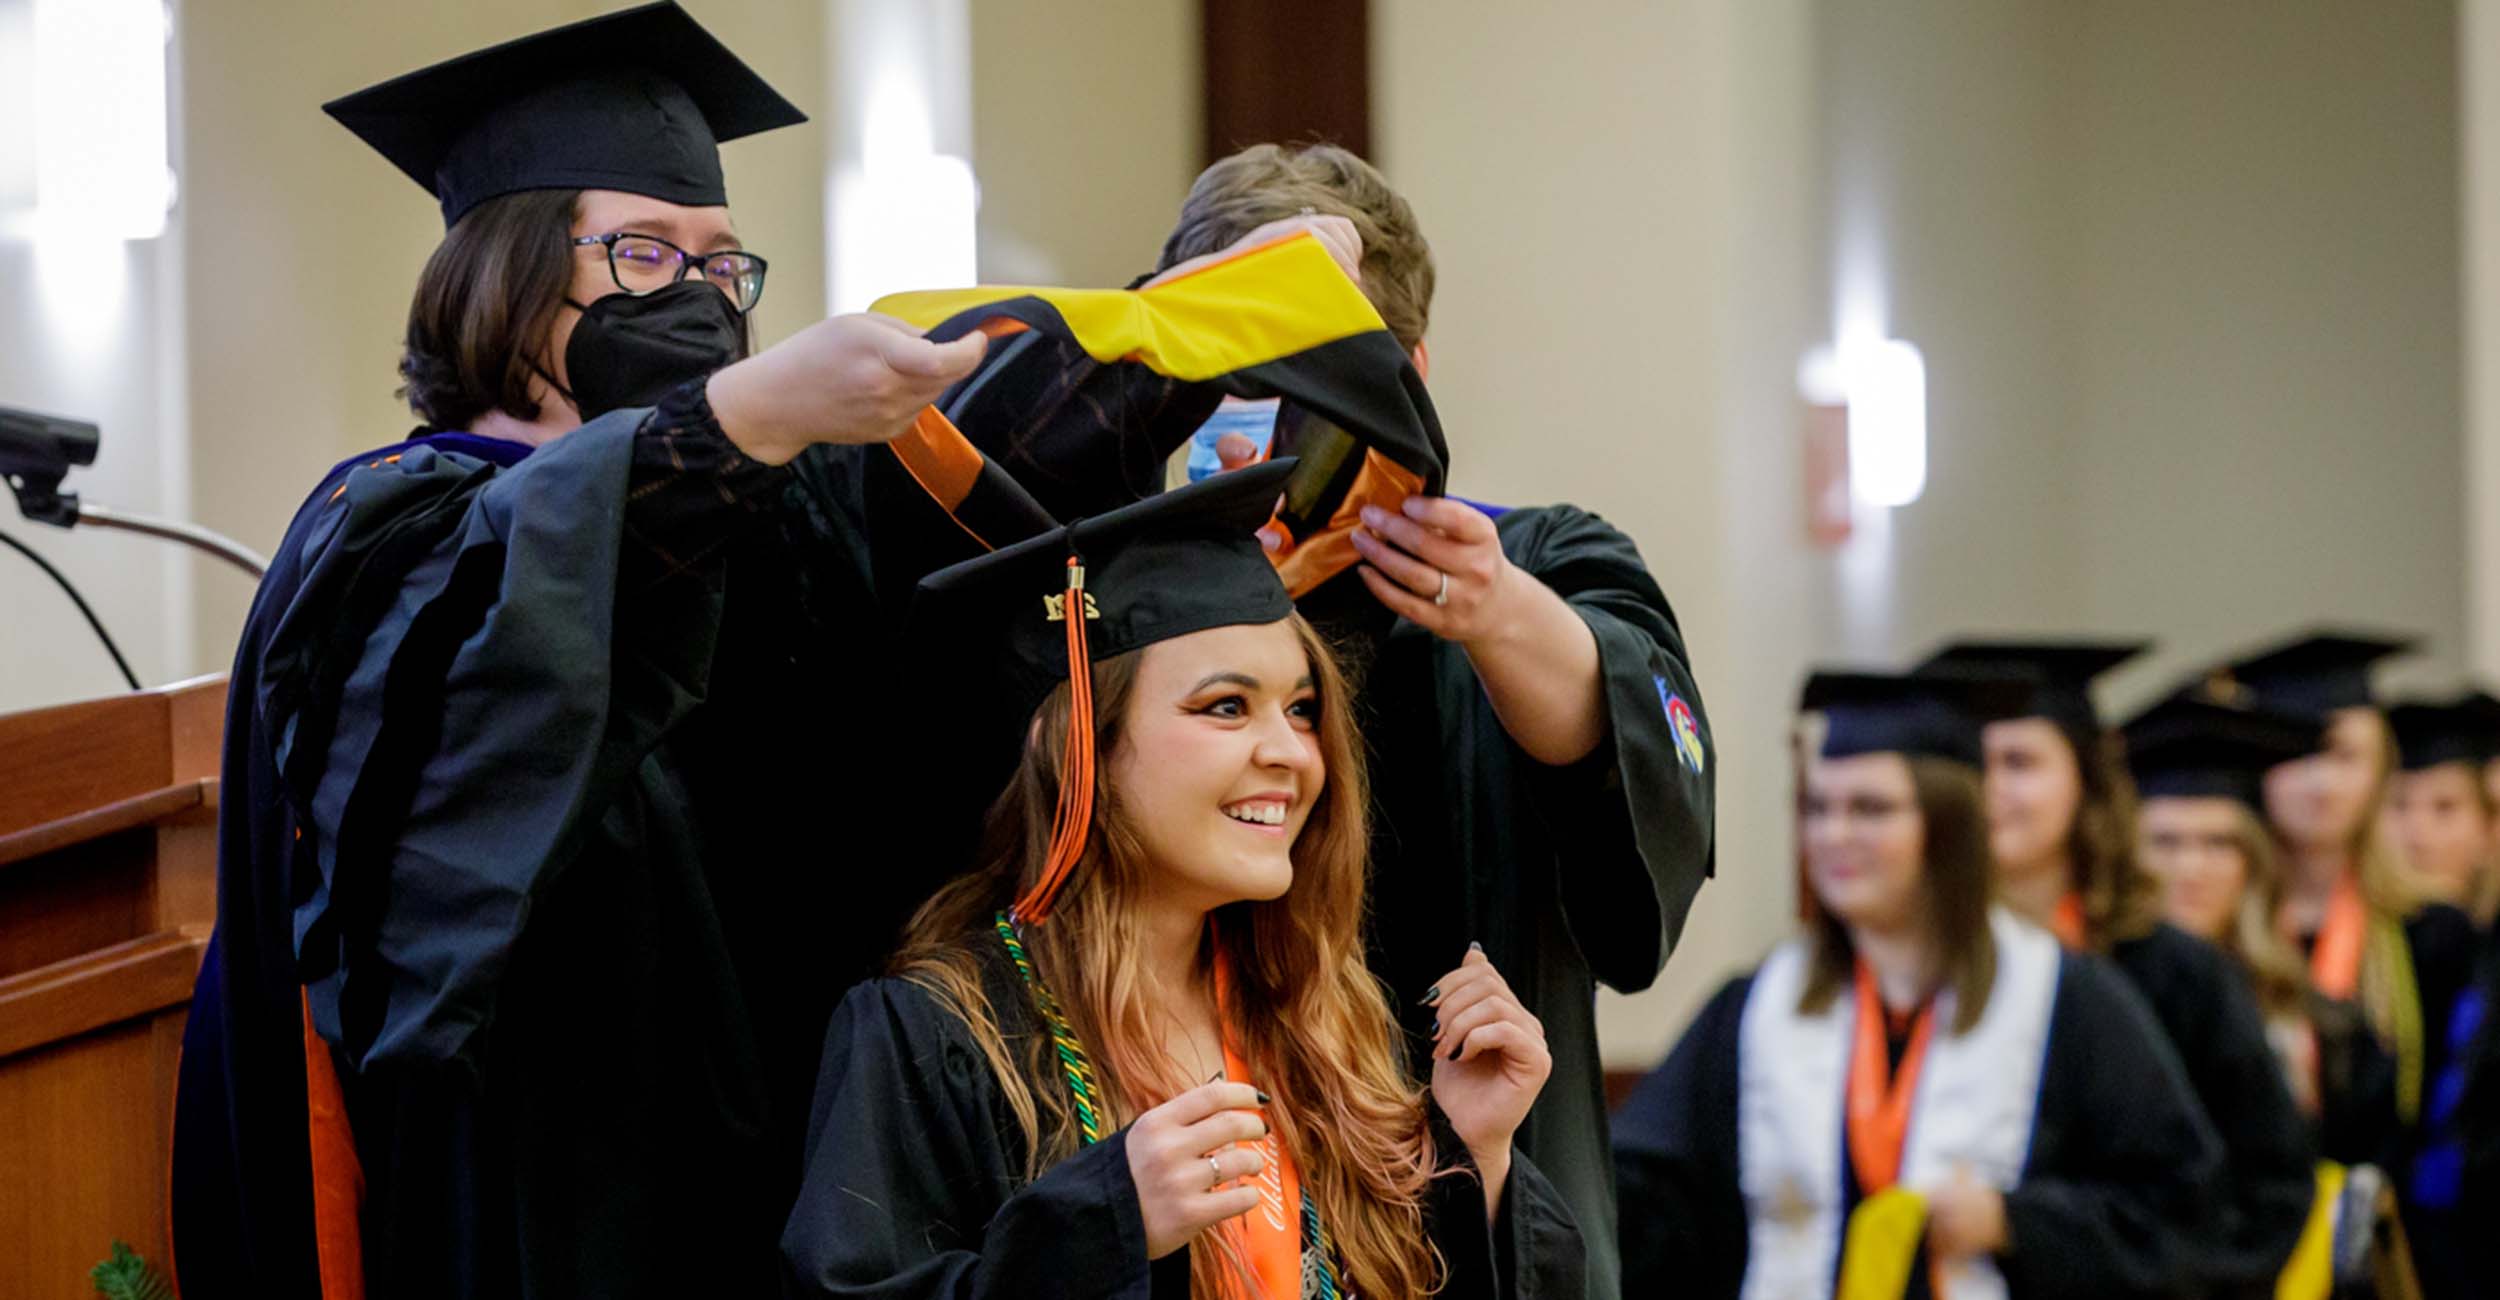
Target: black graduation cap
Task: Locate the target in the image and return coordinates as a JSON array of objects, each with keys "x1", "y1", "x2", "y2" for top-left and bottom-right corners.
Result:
[
  {"x1": 1915, "y1": 638, "x2": 2150, "y2": 737},
  {"x1": 323, "y1": 2, "x2": 807, "y2": 228},
  {"x1": 909, "y1": 458, "x2": 1299, "y2": 926},
  {"x1": 2386, "y1": 692, "x2": 2500, "y2": 772},
  {"x1": 1798, "y1": 670, "x2": 2032, "y2": 767},
  {"x1": 2122, "y1": 695, "x2": 2323, "y2": 808},
  {"x1": 2206, "y1": 629, "x2": 2415, "y2": 718}
]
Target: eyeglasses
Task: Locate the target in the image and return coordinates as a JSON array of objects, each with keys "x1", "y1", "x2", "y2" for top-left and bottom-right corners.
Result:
[{"x1": 573, "y1": 232, "x2": 769, "y2": 314}]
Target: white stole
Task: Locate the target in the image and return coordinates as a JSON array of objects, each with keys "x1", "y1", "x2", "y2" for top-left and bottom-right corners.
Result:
[{"x1": 1736, "y1": 908, "x2": 2062, "y2": 1300}]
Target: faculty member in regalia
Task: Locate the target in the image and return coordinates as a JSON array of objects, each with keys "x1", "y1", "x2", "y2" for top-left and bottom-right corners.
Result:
[{"x1": 169, "y1": 6, "x2": 997, "y2": 1296}]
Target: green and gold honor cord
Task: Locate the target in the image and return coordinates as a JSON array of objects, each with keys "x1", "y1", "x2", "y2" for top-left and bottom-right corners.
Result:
[{"x1": 993, "y1": 912, "x2": 1347, "y2": 1298}]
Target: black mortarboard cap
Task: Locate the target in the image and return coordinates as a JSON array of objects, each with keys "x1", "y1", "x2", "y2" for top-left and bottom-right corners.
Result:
[
  {"x1": 2207, "y1": 629, "x2": 2415, "y2": 718},
  {"x1": 323, "y1": 2, "x2": 807, "y2": 228},
  {"x1": 2386, "y1": 692, "x2": 2500, "y2": 772},
  {"x1": 1799, "y1": 670, "x2": 2032, "y2": 767},
  {"x1": 2122, "y1": 695, "x2": 2323, "y2": 808},
  {"x1": 909, "y1": 459, "x2": 1299, "y2": 925},
  {"x1": 1915, "y1": 638, "x2": 2150, "y2": 737}
]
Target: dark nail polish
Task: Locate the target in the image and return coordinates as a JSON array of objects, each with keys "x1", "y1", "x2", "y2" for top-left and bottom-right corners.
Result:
[
  {"x1": 1448, "y1": 1043, "x2": 1464, "y2": 1062},
  {"x1": 1430, "y1": 1019, "x2": 1441, "y2": 1036},
  {"x1": 1422, "y1": 985, "x2": 1441, "y2": 1004},
  {"x1": 1255, "y1": 1090, "x2": 1272, "y2": 1106},
  {"x1": 1468, "y1": 940, "x2": 1484, "y2": 954}
]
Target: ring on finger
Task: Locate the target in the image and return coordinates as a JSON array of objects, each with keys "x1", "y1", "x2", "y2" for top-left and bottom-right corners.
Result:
[
  {"x1": 1207, "y1": 1153, "x2": 1226, "y2": 1188},
  {"x1": 1434, "y1": 571, "x2": 1450, "y2": 607}
]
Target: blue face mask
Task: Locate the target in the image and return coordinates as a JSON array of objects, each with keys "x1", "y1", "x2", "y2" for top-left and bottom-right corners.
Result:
[{"x1": 1183, "y1": 397, "x2": 1282, "y2": 481}]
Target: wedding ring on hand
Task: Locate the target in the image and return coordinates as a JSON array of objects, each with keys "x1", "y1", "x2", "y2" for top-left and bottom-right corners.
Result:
[
  {"x1": 1434, "y1": 571, "x2": 1450, "y2": 607},
  {"x1": 1207, "y1": 1153, "x2": 1227, "y2": 1188}
]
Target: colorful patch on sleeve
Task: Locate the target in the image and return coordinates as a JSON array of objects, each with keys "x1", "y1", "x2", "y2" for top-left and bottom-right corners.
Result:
[{"x1": 1658, "y1": 676, "x2": 1708, "y2": 774}]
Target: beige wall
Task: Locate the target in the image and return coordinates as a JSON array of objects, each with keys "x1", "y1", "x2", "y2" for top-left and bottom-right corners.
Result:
[
  {"x1": 1376, "y1": 0, "x2": 1825, "y2": 1067},
  {"x1": 2064, "y1": 0, "x2": 2463, "y2": 706},
  {"x1": 968, "y1": 0, "x2": 1198, "y2": 288}
]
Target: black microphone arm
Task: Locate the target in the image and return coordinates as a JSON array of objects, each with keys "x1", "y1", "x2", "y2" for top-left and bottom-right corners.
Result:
[{"x1": 1, "y1": 405, "x2": 269, "y2": 579}]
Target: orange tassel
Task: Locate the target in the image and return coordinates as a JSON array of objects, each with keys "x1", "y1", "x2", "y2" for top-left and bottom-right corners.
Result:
[{"x1": 1012, "y1": 556, "x2": 1095, "y2": 927}]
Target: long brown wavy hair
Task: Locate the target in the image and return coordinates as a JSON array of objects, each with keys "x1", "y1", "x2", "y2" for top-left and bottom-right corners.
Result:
[
  {"x1": 2057, "y1": 724, "x2": 2166, "y2": 951},
  {"x1": 893, "y1": 613, "x2": 1439, "y2": 1299},
  {"x1": 1801, "y1": 756, "x2": 2000, "y2": 1035}
]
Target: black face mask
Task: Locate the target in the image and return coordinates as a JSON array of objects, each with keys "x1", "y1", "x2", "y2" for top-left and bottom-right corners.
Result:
[{"x1": 559, "y1": 280, "x2": 746, "y2": 420}]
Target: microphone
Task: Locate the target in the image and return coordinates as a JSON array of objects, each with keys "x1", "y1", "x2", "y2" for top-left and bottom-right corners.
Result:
[{"x1": 0, "y1": 406, "x2": 100, "y2": 526}]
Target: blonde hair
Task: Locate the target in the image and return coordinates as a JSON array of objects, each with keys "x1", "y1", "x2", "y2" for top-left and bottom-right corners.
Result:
[
  {"x1": 893, "y1": 614, "x2": 1439, "y2": 1300},
  {"x1": 2288, "y1": 709, "x2": 2426, "y2": 1046},
  {"x1": 1158, "y1": 143, "x2": 1435, "y2": 351},
  {"x1": 2207, "y1": 802, "x2": 2314, "y2": 1021}
]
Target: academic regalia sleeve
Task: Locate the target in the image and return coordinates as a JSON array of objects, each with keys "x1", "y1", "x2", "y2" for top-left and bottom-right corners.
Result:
[
  {"x1": 1494, "y1": 505, "x2": 1715, "y2": 994},
  {"x1": 1610, "y1": 976, "x2": 1751, "y2": 1299},
  {"x1": 2409, "y1": 904, "x2": 2482, "y2": 1088},
  {"x1": 2113, "y1": 927, "x2": 2316, "y2": 1292},
  {"x1": 2458, "y1": 942, "x2": 2500, "y2": 1300},
  {"x1": 262, "y1": 394, "x2": 753, "y2": 1078},
  {"x1": 779, "y1": 978, "x2": 1156, "y2": 1300},
  {"x1": 2311, "y1": 992, "x2": 2400, "y2": 1168},
  {"x1": 1420, "y1": 1101, "x2": 1588, "y2": 1300},
  {"x1": 1998, "y1": 955, "x2": 2221, "y2": 1299}
]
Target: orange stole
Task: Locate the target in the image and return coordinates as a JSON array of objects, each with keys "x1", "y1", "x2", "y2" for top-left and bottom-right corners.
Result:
[
  {"x1": 2048, "y1": 893, "x2": 2087, "y2": 949},
  {"x1": 1846, "y1": 962, "x2": 1935, "y2": 1196},
  {"x1": 1212, "y1": 959, "x2": 1301, "y2": 1299},
  {"x1": 2309, "y1": 875, "x2": 2367, "y2": 1000}
]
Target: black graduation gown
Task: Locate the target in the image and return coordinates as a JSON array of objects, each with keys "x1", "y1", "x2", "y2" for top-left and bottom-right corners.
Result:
[
  {"x1": 2398, "y1": 904, "x2": 2490, "y2": 1300},
  {"x1": 171, "y1": 385, "x2": 899, "y2": 1299},
  {"x1": 2298, "y1": 904, "x2": 2482, "y2": 1299},
  {"x1": 909, "y1": 337, "x2": 1715, "y2": 1300},
  {"x1": 2302, "y1": 990, "x2": 2399, "y2": 1169},
  {"x1": 780, "y1": 947, "x2": 1588, "y2": 1299},
  {"x1": 1614, "y1": 953, "x2": 2222, "y2": 1300},
  {"x1": 1353, "y1": 503, "x2": 1714, "y2": 1300},
  {"x1": 2452, "y1": 928, "x2": 2500, "y2": 1300},
  {"x1": 2104, "y1": 924, "x2": 2316, "y2": 1296}
]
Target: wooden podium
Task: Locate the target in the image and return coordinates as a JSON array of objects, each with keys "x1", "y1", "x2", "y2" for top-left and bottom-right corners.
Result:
[{"x1": 0, "y1": 676, "x2": 224, "y2": 1296}]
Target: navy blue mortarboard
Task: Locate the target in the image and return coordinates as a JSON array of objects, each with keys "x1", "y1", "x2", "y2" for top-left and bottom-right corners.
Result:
[
  {"x1": 1799, "y1": 670, "x2": 2032, "y2": 767},
  {"x1": 909, "y1": 459, "x2": 1299, "y2": 926},
  {"x1": 1915, "y1": 638, "x2": 2150, "y2": 737},
  {"x1": 2205, "y1": 629, "x2": 2415, "y2": 718},
  {"x1": 2386, "y1": 692, "x2": 2500, "y2": 772},
  {"x1": 2122, "y1": 695, "x2": 2322, "y2": 808},
  {"x1": 324, "y1": 2, "x2": 807, "y2": 228}
]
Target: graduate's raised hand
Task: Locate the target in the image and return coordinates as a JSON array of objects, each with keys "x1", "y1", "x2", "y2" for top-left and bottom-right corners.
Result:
[
  {"x1": 1424, "y1": 943, "x2": 1551, "y2": 1218},
  {"x1": 705, "y1": 312, "x2": 987, "y2": 465},
  {"x1": 1124, "y1": 1080, "x2": 1271, "y2": 1259}
]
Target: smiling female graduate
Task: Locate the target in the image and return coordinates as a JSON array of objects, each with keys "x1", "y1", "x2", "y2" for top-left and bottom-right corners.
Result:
[
  {"x1": 779, "y1": 461, "x2": 1586, "y2": 1299},
  {"x1": 1613, "y1": 670, "x2": 2220, "y2": 1300},
  {"x1": 166, "y1": 6, "x2": 1013, "y2": 1297},
  {"x1": 1916, "y1": 640, "x2": 2315, "y2": 1297}
]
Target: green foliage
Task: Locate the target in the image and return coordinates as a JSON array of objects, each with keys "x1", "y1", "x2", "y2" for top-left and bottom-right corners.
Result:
[{"x1": 88, "y1": 1240, "x2": 174, "y2": 1300}]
